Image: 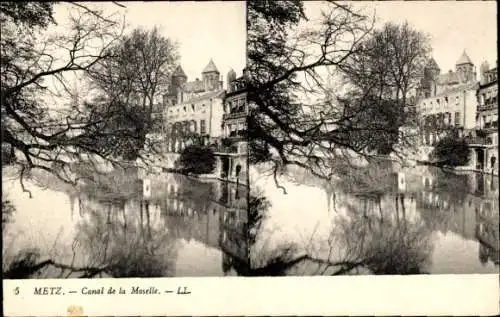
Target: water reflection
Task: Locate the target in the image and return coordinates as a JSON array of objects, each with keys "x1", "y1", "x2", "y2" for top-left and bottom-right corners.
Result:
[
  {"x1": 3, "y1": 168, "x2": 249, "y2": 278},
  {"x1": 250, "y1": 162, "x2": 499, "y2": 275}
]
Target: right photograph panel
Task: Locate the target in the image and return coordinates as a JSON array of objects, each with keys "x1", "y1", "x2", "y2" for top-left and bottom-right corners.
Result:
[{"x1": 247, "y1": 0, "x2": 498, "y2": 275}]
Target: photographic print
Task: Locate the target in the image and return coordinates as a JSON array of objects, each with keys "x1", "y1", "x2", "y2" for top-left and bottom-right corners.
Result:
[
  {"x1": 2, "y1": 0, "x2": 499, "y2": 316},
  {"x1": 247, "y1": 0, "x2": 498, "y2": 276},
  {"x1": 2, "y1": 1, "x2": 248, "y2": 279}
]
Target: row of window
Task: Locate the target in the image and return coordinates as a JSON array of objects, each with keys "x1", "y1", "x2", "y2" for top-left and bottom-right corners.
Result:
[
  {"x1": 167, "y1": 103, "x2": 208, "y2": 115},
  {"x1": 225, "y1": 122, "x2": 246, "y2": 136},
  {"x1": 225, "y1": 97, "x2": 246, "y2": 114},
  {"x1": 423, "y1": 111, "x2": 461, "y2": 127},
  {"x1": 167, "y1": 120, "x2": 207, "y2": 135},
  {"x1": 421, "y1": 95, "x2": 461, "y2": 111}
]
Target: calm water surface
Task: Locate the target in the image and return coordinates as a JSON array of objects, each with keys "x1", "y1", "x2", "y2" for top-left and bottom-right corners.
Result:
[
  {"x1": 250, "y1": 163, "x2": 499, "y2": 275},
  {"x1": 2, "y1": 168, "x2": 249, "y2": 278}
]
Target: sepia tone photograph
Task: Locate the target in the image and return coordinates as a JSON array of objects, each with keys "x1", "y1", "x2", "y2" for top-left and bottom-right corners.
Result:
[
  {"x1": 2, "y1": 1, "x2": 248, "y2": 279},
  {"x1": 247, "y1": 0, "x2": 498, "y2": 276}
]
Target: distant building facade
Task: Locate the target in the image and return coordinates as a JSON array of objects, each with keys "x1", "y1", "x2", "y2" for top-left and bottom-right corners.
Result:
[
  {"x1": 163, "y1": 59, "x2": 225, "y2": 153},
  {"x1": 470, "y1": 60, "x2": 498, "y2": 173},
  {"x1": 213, "y1": 69, "x2": 248, "y2": 182},
  {"x1": 416, "y1": 51, "x2": 479, "y2": 146}
]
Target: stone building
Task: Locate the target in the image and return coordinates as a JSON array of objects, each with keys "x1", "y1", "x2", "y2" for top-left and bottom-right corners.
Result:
[
  {"x1": 213, "y1": 69, "x2": 248, "y2": 182},
  {"x1": 468, "y1": 61, "x2": 498, "y2": 173},
  {"x1": 162, "y1": 59, "x2": 225, "y2": 153},
  {"x1": 416, "y1": 51, "x2": 479, "y2": 146}
]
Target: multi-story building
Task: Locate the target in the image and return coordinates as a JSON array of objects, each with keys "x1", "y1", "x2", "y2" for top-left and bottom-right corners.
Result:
[
  {"x1": 469, "y1": 61, "x2": 498, "y2": 173},
  {"x1": 162, "y1": 59, "x2": 225, "y2": 153},
  {"x1": 213, "y1": 69, "x2": 248, "y2": 182},
  {"x1": 416, "y1": 51, "x2": 479, "y2": 146}
]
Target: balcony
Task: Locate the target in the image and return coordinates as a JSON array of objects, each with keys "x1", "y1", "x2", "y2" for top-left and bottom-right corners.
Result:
[
  {"x1": 466, "y1": 130, "x2": 497, "y2": 146},
  {"x1": 478, "y1": 102, "x2": 498, "y2": 112},
  {"x1": 223, "y1": 111, "x2": 247, "y2": 121}
]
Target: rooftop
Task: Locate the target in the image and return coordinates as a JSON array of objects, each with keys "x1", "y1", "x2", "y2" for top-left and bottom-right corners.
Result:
[
  {"x1": 456, "y1": 50, "x2": 473, "y2": 66},
  {"x1": 173, "y1": 65, "x2": 187, "y2": 78},
  {"x1": 202, "y1": 59, "x2": 219, "y2": 73}
]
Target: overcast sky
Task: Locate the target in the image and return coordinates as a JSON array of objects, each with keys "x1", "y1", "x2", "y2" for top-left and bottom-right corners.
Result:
[
  {"x1": 54, "y1": 1, "x2": 246, "y2": 85},
  {"x1": 304, "y1": 1, "x2": 497, "y2": 73}
]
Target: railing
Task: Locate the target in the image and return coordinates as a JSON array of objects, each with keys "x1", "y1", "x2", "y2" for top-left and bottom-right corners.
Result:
[
  {"x1": 478, "y1": 101, "x2": 498, "y2": 112},
  {"x1": 223, "y1": 112, "x2": 247, "y2": 121},
  {"x1": 466, "y1": 136, "x2": 495, "y2": 146}
]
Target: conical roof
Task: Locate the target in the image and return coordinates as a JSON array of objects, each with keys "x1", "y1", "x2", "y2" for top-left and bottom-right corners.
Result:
[
  {"x1": 202, "y1": 59, "x2": 219, "y2": 73},
  {"x1": 173, "y1": 65, "x2": 187, "y2": 78},
  {"x1": 456, "y1": 50, "x2": 473, "y2": 65}
]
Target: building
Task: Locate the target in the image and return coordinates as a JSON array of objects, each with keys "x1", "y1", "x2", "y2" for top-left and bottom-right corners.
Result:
[
  {"x1": 416, "y1": 51, "x2": 479, "y2": 146},
  {"x1": 213, "y1": 69, "x2": 248, "y2": 182},
  {"x1": 163, "y1": 59, "x2": 225, "y2": 153},
  {"x1": 468, "y1": 61, "x2": 498, "y2": 173}
]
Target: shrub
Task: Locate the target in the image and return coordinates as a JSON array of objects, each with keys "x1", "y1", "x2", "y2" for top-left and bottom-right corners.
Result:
[
  {"x1": 179, "y1": 145, "x2": 215, "y2": 174},
  {"x1": 434, "y1": 135, "x2": 470, "y2": 167}
]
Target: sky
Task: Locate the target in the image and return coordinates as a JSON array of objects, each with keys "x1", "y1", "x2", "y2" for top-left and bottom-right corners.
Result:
[
  {"x1": 304, "y1": 1, "x2": 497, "y2": 73},
  {"x1": 53, "y1": 1, "x2": 246, "y2": 86}
]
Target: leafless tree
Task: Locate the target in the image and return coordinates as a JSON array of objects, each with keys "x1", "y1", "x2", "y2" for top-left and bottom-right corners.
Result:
[
  {"x1": 247, "y1": 1, "x2": 431, "y2": 186},
  {"x1": 88, "y1": 26, "x2": 179, "y2": 125},
  {"x1": 0, "y1": 2, "x2": 162, "y2": 196}
]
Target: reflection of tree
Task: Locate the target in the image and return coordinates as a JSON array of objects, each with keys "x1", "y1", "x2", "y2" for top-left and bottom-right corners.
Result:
[
  {"x1": 75, "y1": 198, "x2": 178, "y2": 277},
  {"x1": 328, "y1": 194, "x2": 434, "y2": 275},
  {"x1": 250, "y1": 191, "x2": 434, "y2": 276}
]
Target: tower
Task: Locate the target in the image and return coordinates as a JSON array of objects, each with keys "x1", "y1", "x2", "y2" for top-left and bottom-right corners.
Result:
[
  {"x1": 421, "y1": 57, "x2": 440, "y2": 97},
  {"x1": 480, "y1": 61, "x2": 490, "y2": 85},
  {"x1": 202, "y1": 59, "x2": 220, "y2": 91},
  {"x1": 165, "y1": 65, "x2": 187, "y2": 105},
  {"x1": 455, "y1": 50, "x2": 475, "y2": 83},
  {"x1": 227, "y1": 69, "x2": 236, "y2": 92}
]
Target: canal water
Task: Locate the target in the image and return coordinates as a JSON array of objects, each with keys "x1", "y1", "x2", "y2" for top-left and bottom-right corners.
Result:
[
  {"x1": 2, "y1": 167, "x2": 249, "y2": 278},
  {"x1": 250, "y1": 162, "x2": 499, "y2": 275}
]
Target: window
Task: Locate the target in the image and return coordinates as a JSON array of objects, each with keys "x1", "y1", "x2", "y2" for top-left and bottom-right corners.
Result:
[
  {"x1": 183, "y1": 106, "x2": 186, "y2": 112},
  {"x1": 200, "y1": 120, "x2": 206, "y2": 134},
  {"x1": 436, "y1": 98, "x2": 440, "y2": 105},
  {"x1": 444, "y1": 96, "x2": 449, "y2": 104},
  {"x1": 191, "y1": 104, "x2": 195, "y2": 111},
  {"x1": 454, "y1": 112, "x2": 460, "y2": 125}
]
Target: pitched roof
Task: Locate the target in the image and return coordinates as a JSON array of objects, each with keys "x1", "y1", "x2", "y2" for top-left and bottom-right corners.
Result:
[
  {"x1": 202, "y1": 59, "x2": 219, "y2": 73},
  {"x1": 173, "y1": 65, "x2": 187, "y2": 78},
  {"x1": 456, "y1": 50, "x2": 473, "y2": 65}
]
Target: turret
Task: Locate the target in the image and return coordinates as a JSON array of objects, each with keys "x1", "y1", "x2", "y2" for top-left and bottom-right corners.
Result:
[
  {"x1": 202, "y1": 59, "x2": 221, "y2": 91},
  {"x1": 455, "y1": 50, "x2": 475, "y2": 83},
  {"x1": 227, "y1": 69, "x2": 236, "y2": 91},
  {"x1": 480, "y1": 61, "x2": 490, "y2": 85},
  {"x1": 166, "y1": 65, "x2": 187, "y2": 105}
]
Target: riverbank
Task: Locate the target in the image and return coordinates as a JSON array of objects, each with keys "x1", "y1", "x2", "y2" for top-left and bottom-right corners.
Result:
[{"x1": 159, "y1": 167, "x2": 247, "y2": 186}]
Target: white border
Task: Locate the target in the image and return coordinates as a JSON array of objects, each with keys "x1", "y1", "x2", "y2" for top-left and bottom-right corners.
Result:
[{"x1": 3, "y1": 275, "x2": 499, "y2": 316}]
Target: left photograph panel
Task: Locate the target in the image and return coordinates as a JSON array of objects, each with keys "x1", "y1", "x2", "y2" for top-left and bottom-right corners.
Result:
[{"x1": 2, "y1": 1, "x2": 249, "y2": 278}]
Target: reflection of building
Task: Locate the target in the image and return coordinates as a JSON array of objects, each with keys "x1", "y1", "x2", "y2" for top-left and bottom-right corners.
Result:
[
  {"x1": 214, "y1": 69, "x2": 248, "y2": 182},
  {"x1": 475, "y1": 196, "x2": 499, "y2": 265},
  {"x1": 163, "y1": 60, "x2": 225, "y2": 152},
  {"x1": 416, "y1": 51, "x2": 479, "y2": 146},
  {"x1": 146, "y1": 173, "x2": 249, "y2": 274}
]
